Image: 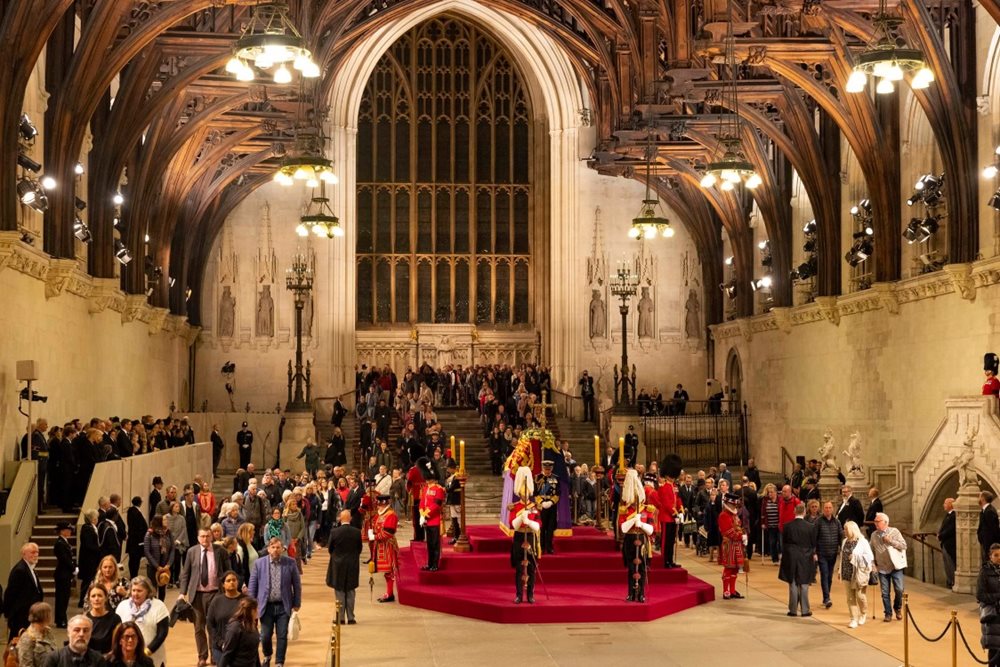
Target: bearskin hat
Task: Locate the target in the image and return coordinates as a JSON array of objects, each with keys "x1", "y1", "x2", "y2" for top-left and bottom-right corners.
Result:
[{"x1": 660, "y1": 453, "x2": 683, "y2": 479}]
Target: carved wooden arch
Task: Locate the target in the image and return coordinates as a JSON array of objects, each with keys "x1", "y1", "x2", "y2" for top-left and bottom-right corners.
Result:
[
  {"x1": 665, "y1": 157, "x2": 755, "y2": 318},
  {"x1": 684, "y1": 125, "x2": 791, "y2": 307},
  {"x1": 0, "y1": 0, "x2": 75, "y2": 233}
]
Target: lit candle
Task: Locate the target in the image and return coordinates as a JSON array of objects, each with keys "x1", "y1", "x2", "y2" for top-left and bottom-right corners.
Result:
[
  {"x1": 450, "y1": 435, "x2": 455, "y2": 458},
  {"x1": 460, "y1": 440, "x2": 466, "y2": 473},
  {"x1": 618, "y1": 436, "x2": 625, "y2": 471},
  {"x1": 594, "y1": 435, "x2": 600, "y2": 466}
]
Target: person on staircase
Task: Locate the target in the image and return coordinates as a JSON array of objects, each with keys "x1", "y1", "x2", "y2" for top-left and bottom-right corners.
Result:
[
  {"x1": 53, "y1": 522, "x2": 76, "y2": 628},
  {"x1": 619, "y1": 469, "x2": 655, "y2": 602}
]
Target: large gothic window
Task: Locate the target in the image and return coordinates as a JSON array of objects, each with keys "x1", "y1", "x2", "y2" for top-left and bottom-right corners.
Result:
[{"x1": 356, "y1": 17, "x2": 533, "y2": 326}]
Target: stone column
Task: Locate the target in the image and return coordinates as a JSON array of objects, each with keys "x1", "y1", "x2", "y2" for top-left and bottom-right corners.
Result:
[
  {"x1": 953, "y1": 482, "x2": 981, "y2": 594},
  {"x1": 817, "y1": 471, "x2": 842, "y2": 505}
]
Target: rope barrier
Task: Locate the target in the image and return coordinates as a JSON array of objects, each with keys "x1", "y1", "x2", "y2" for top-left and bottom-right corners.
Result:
[
  {"x1": 905, "y1": 605, "x2": 952, "y2": 643},
  {"x1": 901, "y1": 593, "x2": 990, "y2": 667},
  {"x1": 954, "y1": 619, "x2": 990, "y2": 665}
]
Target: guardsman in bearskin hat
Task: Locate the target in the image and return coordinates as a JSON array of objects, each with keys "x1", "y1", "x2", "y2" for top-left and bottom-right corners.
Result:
[
  {"x1": 619, "y1": 468, "x2": 655, "y2": 602},
  {"x1": 372, "y1": 494, "x2": 400, "y2": 603},
  {"x1": 719, "y1": 492, "x2": 746, "y2": 599},
  {"x1": 418, "y1": 457, "x2": 446, "y2": 571},
  {"x1": 534, "y1": 459, "x2": 560, "y2": 554},
  {"x1": 984, "y1": 353, "x2": 1000, "y2": 398},
  {"x1": 657, "y1": 454, "x2": 684, "y2": 568},
  {"x1": 509, "y1": 466, "x2": 540, "y2": 604}
]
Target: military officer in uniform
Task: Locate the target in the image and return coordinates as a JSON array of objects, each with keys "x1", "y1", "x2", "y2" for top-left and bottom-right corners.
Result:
[
  {"x1": 623, "y1": 425, "x2": 639, "y2": 467},
  {"x1": 535, "y1": 459, "x2": 560, "y2": 554},
  {"x1": 54, "y1": 520, "x2": 76, "y2": 627},
  {"x1": 372, "y1": 494, "x2": 400, "y2": 603},
  {"x1": 419, "y1": 460, "x2": 446, "y2": 571},
  {"x1": 984, "y1": 353, "x2": 1000, "y2": 397},
  {"x1": 236, "y1": 421, "x2": 254, "y2": 470},
  {"x1": 719, "y1": 492, "x2": 746, "y2": 599},
  {"x1": 619, "y1": 469, "x2": 655, "y2": 602},
  {"x1": 509, "y1": 466, "x2": 540, "y2": 604}
]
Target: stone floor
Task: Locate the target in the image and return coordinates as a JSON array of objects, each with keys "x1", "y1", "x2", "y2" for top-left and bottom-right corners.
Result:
[{"x1": 15, "y1": 529, "x2": 987, "y2": 666}]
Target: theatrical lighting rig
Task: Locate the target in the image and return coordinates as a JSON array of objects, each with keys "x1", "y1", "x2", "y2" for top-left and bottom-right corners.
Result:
[
  {"x1": 226, "y1": 1, "x2": 320, "y2": 83},
  {"x1": 906, "y1": 173, "x2": 944, "y2": 207},
  {"x1": 903, "y1": 215, "x2": 940, "y2": 245},
  {"x1": 16, "y1": 177, "x2": 48, "y2": 212},
  {"x1": 73, "y1": 217, "x2": 92, "y2": 243},
  {"x1": 114, "y1": 239, "x2": 133, "y2": 266},
  {"x1": 845, "y1": 200, "x2": 874, "y2": 267},
  {"x1": 983, "y1": 146, "x2": 1000, "y2": 211},
  {"x1": 844, "y1": 0, "x2": 933, "y2": 94},
  {"x1": 791, "y1": 220, "x2": 818, "y2": 281},
  {"x1": 18, "y1": 114, "x2": 37, "y2": 142}
]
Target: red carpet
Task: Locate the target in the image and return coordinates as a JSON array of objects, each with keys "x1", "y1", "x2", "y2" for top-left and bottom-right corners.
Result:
[{"x1": 395, "y1": 525, "x2": 715, "y2": 623}]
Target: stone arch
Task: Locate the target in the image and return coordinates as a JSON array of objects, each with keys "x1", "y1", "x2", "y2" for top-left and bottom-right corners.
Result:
[
  {"x1": 725, "y1": 346, "x2": 743, "y2": 406},
  {"x1": 982, "y1": 27, "x2": 1000, "y2": 140},
  {"x1": 321, "y1": 0, "x2": 590, "y2": 393},
  {"x1": 917, "y1": 470, "x2": 998, "y2": 532}
]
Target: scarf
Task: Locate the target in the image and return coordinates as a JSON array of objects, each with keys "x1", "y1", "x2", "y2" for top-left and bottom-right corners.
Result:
[
  {"x1": 265, "y1": 518, "x2": 285, "y2": 541},
  {"x1": 127, "y1": 598, "x2": 153, "y2": 624}
]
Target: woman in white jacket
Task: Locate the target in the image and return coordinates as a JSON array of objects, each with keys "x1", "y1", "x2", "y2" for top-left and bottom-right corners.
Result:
[{"x1": 839, "y1": 520, "x2": 875, "y2": 628}]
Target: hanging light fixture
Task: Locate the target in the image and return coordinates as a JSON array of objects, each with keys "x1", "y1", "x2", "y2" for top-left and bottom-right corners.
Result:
[
  {"x1": 274, "y1": 128, "x2": 338, "y2": 187},
  {"x1": 296, "y1": 182, "x2": 343, "y2": 239},
  {"x1": 844, "y1": 0, "x2": 933, "y2": 94},
  {"x1": 700, "y1": 0, "x2": 760, "y2": 192},
  {"x1": 226, "y1": 2, "x2": 320, "y2": 83},
  {"x1": 628, "y1": 128, "x2": 675, "y2": 240}
]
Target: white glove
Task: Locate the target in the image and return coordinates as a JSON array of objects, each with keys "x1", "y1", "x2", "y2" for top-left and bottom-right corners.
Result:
[
  {"x1": 526, "y1": 519, "x2": 541, "y2": 532},
  {"x1": 542, "y1": 501, "x2": 553, "y2": 509},
  {"x1": 368, "y1": 530, "x2": 375, "y2": 541},
  {"x1": 512, "y1": 513, "x2": 525, "y2": 530},
  {"x1": 742, "y1": 534, "x2": 748, "y2": 546},
  {"x1": 419, "y1": 515, "x2": 426, "y2": 527},
  {"x1": 638, "y1": 521, "x2": 654, "y2": 536},
  {"x1": 621, "y1": 517, "x2": 637, "y2": 533}
]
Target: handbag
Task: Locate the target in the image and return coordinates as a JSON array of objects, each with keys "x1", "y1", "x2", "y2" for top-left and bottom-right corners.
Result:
[
  {"x1": 288, "y1": 610, "x2": 301, "y2": 641},
  {"x1": 868, "y1": 571, "x2": 878, "y2": 586},
  {"x1": 287, "y1": 539, "x2": 297, "y2": 559},
  {"x1": 981, "y1": 603, "x2": 999, "y2": 624},
  {"x1": 156, "y1": 565, "x2": 171, "y2": 588}
]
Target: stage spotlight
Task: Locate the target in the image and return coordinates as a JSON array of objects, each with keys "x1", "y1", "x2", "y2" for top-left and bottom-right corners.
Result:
[
  {"x1": 803, "y1": 220, "x2": 817, "y2": 235},
  {"x1": 40, "y1": 175, "x2": 56, "y2": 190},
  {"x1": 73, "y1": 217, "x2": 92, "y2": 243},
  {"x1": 719, "y1": 281, "x2": 736, "y2": 299},
  {"x1": 114, "y1": 239, "x2": 133, "y2": 265},
  {"x1": 803, "y1": 239, "x2": 816, "y2": 253},
  {"x1": 18, "y1": 114, "x2": 37, "y2": 141},
  {"x1": 75, "y1": 197, "x2": 87, "y2": 211},
  {"x1": 74, "y1": 163, "x2": 85, "y2": 176},
  {"x1": 989, "y1": 191, "x2": 1000, "y2": 211},
  {"x1": 113, "y1": 193, "x2": 124, "y2": 206},
  {"x1": 16, "y1": 178, "x2": 48, "y2": 211},
  {"x1": 724, "y1": 256, "x2": 734, "y2": 266},
  {"x1": 17, "y1": 153, "x2": 41, "y2": 173}
]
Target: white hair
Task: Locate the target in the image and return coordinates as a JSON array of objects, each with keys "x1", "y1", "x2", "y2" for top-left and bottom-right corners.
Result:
[{"x1": 875, "y1": 512, "x2": 889, "y2": 524}]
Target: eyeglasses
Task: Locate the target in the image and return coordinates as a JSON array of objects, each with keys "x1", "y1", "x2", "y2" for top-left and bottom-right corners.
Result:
[{"x1": 121, "y1": 635, "x2": 138, "y2": 642}]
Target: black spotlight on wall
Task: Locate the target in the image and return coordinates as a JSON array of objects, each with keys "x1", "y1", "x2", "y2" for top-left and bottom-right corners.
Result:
[
  {"x1": 719, "y1": 281, "x2": 737, "y2": 299},
  {"x1": 18, "y1": 114, "x2": 37, "y2": 142},
  {"x1": 75, "y1": 197, "x2": 87, "y2": 211},
  {"x1": 989, "y1": 191, "x2": 1000, "y2": 211},
  {"x1": 16, "y1": 177, "x2": 48, "y2": 212},
  {"x1": 791, "y1": 256, "x2": 817, "y2": 280},
  {"x1": 845, "y1": 232, "x2": 873, "y2": 267},
  {"x1": 17, "y1": 153, "x2": 41, "y2": 173},
  {"x1": 73, "y1": 217, "x2": 92, "y2": 243},
  {"x1": 114, "y1": 239, "x2": 133, "y2": 265}
]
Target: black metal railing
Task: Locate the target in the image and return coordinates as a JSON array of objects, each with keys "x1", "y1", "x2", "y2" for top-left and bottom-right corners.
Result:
[{"x1": 642, "y1": 402, "x2": 749, "y2": 469}]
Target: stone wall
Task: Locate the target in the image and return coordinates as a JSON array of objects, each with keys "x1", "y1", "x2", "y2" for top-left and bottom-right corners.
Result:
[{"x1": 0, "y1": 233, "x2": 194, "y2": 474}]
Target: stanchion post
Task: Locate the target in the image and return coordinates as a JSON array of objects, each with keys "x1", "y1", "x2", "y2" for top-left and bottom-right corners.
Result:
[
  {"x1": 331, "y1": 600, "x2": 342, "y2": 667},
  {"x1": 950, "y1": 610, "x2": 957, "y2": 667},
  {"x1": 903, "y1": 592, "x2": 909, "y2": 667},
  {"x1": 454, "y1": 471, "x2": 471, "y2": 553}
]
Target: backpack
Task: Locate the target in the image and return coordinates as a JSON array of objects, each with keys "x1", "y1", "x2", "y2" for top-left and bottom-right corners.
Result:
[{"x1": 3, "y1": 628, "x2": 25, "y2": 667}]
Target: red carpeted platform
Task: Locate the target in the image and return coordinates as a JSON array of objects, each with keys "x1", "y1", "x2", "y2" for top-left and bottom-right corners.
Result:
[{"x1": 395, "y1": 525, "x2": 715, "y2": 623}]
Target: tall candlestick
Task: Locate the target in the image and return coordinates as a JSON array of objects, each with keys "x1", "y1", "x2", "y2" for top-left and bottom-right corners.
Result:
[
  {"x1": 618, "y1": 436, "x2": 625, "y2": 471},
  {"x1": 459, "y1": 440, "x2": 466, "y2": 473},
  {"x1": 594, "y1": 435, "x2": 600, "y2": 465},
  {"x1": 450, "y1": 435, "x2": 455, "y2": 458}
]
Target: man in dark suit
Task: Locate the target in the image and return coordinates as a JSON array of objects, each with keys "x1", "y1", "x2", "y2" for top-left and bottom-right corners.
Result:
[
  {"x1": 623, "y1": 426, "x2": 639, "y2": 467},
  {"x1": 116, "y1": 420, "x2": 133, "y2": 459},
  {"x1": 210, "y1": 424, "x2": 225, "y2": 478},
  {"x1": 237, "y1": 422, "x2": 253, "y2": 470},
  {"x1": 249, "y1": 538, "x2": 302, "y2": 667},
  {"x1": 864, "y1": 487, "x2": 884, "y2": 537},
  {"x1": 148, "y1": 476, "x2": 163, "y2": 522},
  {"x1": 53, "y1": 523, "x2": 76, "y2": 628},
  {"x1": 938, "y1": 497, "x2": 956, "y2": 588},
  {"x1": 837, "y1": 485, "x2": 866, "y2": 528},
  {"x1": 4, "y1": 542, "x2": 44, "y2": 639},
  {"x1": 579, "y1": 370, "x2": 595, "y2": 422},
  {"x1": 979, "y1": 491, "x2": 1000, "y2": 563},
  {"x1": 344, "y1": 478, "x2": 365, "y2": 529},
  {"x1": 326, "y1": 510, "x2": 362, "y2": 624},
  {"x1": 125, "y1": 496, "x2": 148, "y2": 579},
  {"x1": 179, "y1": 528, "x2": 229, "y2": 667},
  {"x1": 778, "y1": 503, "x2": 818, "y2": 617}
]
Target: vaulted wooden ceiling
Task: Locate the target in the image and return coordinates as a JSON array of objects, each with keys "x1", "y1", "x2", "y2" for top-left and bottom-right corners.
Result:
[{"x1": 0, "y1": 0, "x2": 990, "y2": 326}]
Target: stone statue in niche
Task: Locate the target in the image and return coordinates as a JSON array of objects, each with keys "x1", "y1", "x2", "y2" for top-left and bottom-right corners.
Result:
[
  {"x1": 637, "y1": 286, "x2": 655, "y2": 339},
  {"x1": 218, "y1": 286, "x2": 236, "y2": 338},
  {"x1": 685, "y1": 289, "x2": 701, "y2": 340},
  {"x1": 301, "y1": 294, "x2": 313, "y2": 337},
  {"x1": 589, "y1": 289, "x2": 607, "y2": 339},
  {"x1": 953, "y1": 424, "x2": 980, "y2": 488},
  {"x1": 256, "y1": 284, "x2": 275, "y2": 338}
]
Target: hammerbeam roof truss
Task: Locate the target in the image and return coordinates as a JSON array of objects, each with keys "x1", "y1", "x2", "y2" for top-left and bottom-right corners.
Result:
[{"x1": 0, "y1": 0, "x2": 988, "y2": 323}]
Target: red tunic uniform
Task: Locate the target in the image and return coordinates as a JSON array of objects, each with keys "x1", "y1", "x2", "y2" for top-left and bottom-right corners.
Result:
[
  {"x1": 373, "y1": 507, "x2": 399, "y2": 574},
  {"x1": 405, "y1": 467, "x2": 425, "y2": 501},
  {"x1": 420, "y1": 482, "x2": 446, "y2": 527},
  {"x1": 656, "y1": 483, "x2": 682, "y2": 525},
  {"x1": 718, "y1": 509, "x2": 745, "y2": 568},
  {"x1": 984, "y1": 376, "x2": 1000, "y2": 397},
  {"x1": 360, "y1": 492, "x2": 374, "y2": 544}
]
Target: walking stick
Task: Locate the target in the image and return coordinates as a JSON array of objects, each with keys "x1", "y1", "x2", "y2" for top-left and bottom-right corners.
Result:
[{"x1": 530, "y1": 533, "x2": 551, "y2": 601}]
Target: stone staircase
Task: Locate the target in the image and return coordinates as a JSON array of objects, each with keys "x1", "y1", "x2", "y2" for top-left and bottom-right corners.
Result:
[
  {"x1": 30, "y1": 509, "x2": 78, "y2": 593},
  {"x1": 316, "y1": 412, "x2": 360, "y2": 469},
  {"x1": 546, "y1": 412, "x2": 599, "y2": 463},
  {"x1": 435, "y1": 408, "x2": 502, "y2": 522}
]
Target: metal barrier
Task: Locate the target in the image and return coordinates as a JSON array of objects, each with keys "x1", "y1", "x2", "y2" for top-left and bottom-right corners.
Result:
[
  {"x1": 901, "y1": 593, "x2": 988, "y2": 666},
  {"x1": 641, "y1": 403, "x2": 749, "y2": 469},
  {"x1": 328, "y1": 600, "x2": 342, "y2": 667}
]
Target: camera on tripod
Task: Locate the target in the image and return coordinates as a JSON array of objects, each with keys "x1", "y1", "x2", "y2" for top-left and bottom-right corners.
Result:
[{"x1": 19, "y1": 387, "x2": 47, "y2": 403}]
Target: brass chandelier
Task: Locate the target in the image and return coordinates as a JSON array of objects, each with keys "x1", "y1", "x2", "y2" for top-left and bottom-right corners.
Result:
[
  {"x1": 844, "y1": 0, "x2": 933, "y2": 94},
  {"x1": 296, "y1": 182, "x2": 343, "y2": 239},
  {"x1": 699, "y1": 0, "x2": 760, "y2": 192},
  {"x1": 226, "y1": 1, "x2": 320, "y2": 83},
  {"x1": 628, "y1": 129, "x2": 675, "y2": 239}
]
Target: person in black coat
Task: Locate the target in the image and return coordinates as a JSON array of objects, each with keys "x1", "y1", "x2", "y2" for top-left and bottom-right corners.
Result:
[
  {"x1": 325, "y1": 430, "x2": 347, "y2": 468},
  {"x1": 326, "y1": 510, "x2": 362, "y2": 624},
  {"x1": 126, "y1": 497, "x2": 148, "y2": 579},
  {"x1": 148, "y1": 477, "x2": 163, "y2": 523},
  {"x1": 331, "y1": 398, "x2": 347, "y2": 428},
  {"x1": 78, "y1": 511, "x2": 101, "y2": 608},
  {"x1": 778, "y1": 503, "x2": 818, "y2": 617},
  {"x1": 981, "y1": 492, "x2": 1000, "y2": 564},
  {"x1": 219, "y1": 597, "x2": 261, "y2": 667},
  {"x1": 98, "y1": 507, "x2": 124, "y2": 560},
  {"x1": 58, "y1": 430, "x2": 78, "y2": 512},
  {"x1": 54, "y1": 522, "x2": 77, "y2": 628},
  {"x1": 864, "y1": 487, "x2": 883, "y2": 537},
  {"x1": 236, "y1": 422, "x2": 253, "y2": 471},
  {"x1": 4, "y1": 542, "x2": 44, "y2": 639},
  {"x1": 978, "y1": 543, "x2": 1000, "y2": 666},
  {"x1": 211, "y1": 425, "x2": 225, "y2": 478},
  {"x1": 837, "y1": 485, "x2": 866, "y2": 529},
  {"x1": 938, "y1": 497, "x2": 957, "y2": 589}
]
